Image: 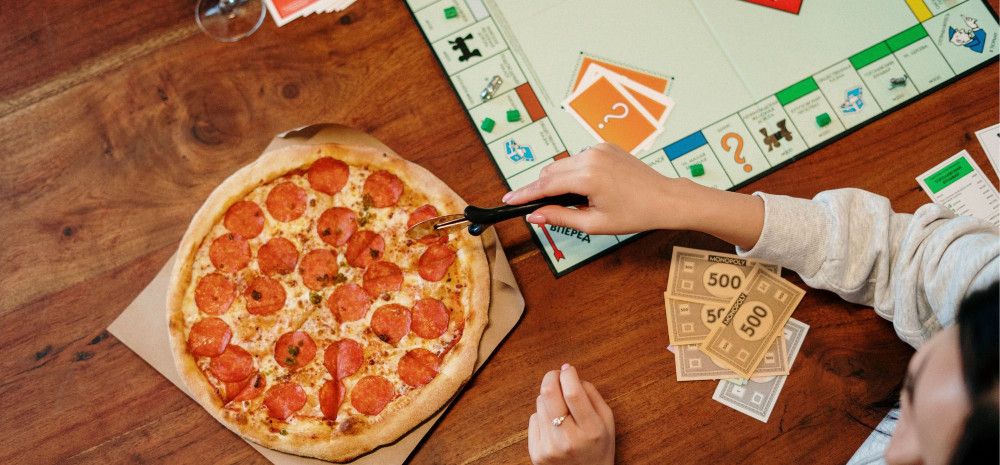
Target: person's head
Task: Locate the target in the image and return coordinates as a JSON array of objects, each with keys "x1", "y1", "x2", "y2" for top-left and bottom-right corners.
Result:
[{"x1": 885, "y1": 284, "x2": 998, "y2": 465}]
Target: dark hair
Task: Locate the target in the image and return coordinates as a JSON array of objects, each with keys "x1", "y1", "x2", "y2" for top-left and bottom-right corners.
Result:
[{"x1": 950, "y1": 283, "x2": 999, "y2": 465}]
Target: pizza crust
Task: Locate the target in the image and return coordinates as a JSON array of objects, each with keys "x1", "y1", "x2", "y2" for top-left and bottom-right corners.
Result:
[{"x1": 167, "y1": 143, "x2": 490, "y2": 462}]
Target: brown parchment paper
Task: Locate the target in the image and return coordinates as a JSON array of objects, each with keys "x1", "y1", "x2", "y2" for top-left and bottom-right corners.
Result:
[{"x1": 108, "y1": 124, "x2": 525, "y2": 464}]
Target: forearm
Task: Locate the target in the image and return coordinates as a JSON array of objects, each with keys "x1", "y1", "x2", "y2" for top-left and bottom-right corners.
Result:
[
  {"x1": 662, "y1": 179, "x2": 765, "y2": 250},
  {"x1": 733, "y1": 189, "x2": 999, "y2": 347}
]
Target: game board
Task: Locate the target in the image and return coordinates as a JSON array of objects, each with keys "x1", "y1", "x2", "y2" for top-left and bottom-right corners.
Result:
[{"x1": 406, "y1": 0, "x2": 999, "y2": 275}]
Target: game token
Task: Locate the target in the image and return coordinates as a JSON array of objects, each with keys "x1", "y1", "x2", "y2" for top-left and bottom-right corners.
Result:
[
  {"x1": 480, "y1": 118, "x2": 496, "y2": 133},
  {"x1": 689, "y1": 163, "x2": 705, "y2": 177},
  {"x1": 480, "y1": 75, "x2": 503, "y2": 102},
  {"x1": 506, "y1": 109, "x2": 521, "y2": 122},
  {"x1": 443, "y1": 6, "x2": 458, "y2": 19},
  {"x1": 816, "y1": 113, "x2": 831, "y2": 128}
]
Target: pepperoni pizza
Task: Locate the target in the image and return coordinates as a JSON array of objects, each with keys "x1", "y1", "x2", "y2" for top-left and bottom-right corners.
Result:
[{"x1": 167, "y1": 143, "x2": 489, "y2": 462}]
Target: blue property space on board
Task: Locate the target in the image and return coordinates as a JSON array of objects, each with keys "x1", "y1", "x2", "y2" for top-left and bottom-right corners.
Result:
[{"x1": 664, "y1": 131, "x2": 709, "y2": 161}]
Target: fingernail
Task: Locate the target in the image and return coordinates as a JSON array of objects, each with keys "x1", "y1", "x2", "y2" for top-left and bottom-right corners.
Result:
[
  {"x1": 561, "y1": 363, "x2": 570, "y2": 371},
  {"x1": 502, "y1": 191, "x2": 513, "y2": 203},
  {"x1": 526, "y1": 213, "x2": 544, "y2": 223}
]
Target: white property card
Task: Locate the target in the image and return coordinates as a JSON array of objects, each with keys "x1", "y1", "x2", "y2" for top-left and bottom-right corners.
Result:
[
  {"x1": 916, "y1": 150, "x2": 999, "y2": 227},
  {"x1": 974, "y1": 124, "x2": 1000, "y2": 177}
]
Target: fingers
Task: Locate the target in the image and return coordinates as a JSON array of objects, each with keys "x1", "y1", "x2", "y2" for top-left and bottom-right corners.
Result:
[
  {"x1": 503, "y1": 143, "x2": 631, "y2": 205},
  {"x1": 535, "y1": 392, "x2": 577, "y2": 461},
  {"x1": 538, "y1": 370, "x2": 569, "y2": 420},
  {"x1": 502, "y1": 156, "x2": 582, "y2": 205},
  {"x1": 582, "y1": 381, "x2": 615, "y2": 435},
  {"x1": 505, "y1": 169, "x2": 586, "y2": 205},
  {"x1": 559, "y1": 364, "x2": 599, "y2": 428},
  {"x1": 525, "y1": 205, "x2": 594, "y2": 232},
  {"x1": 528, "y1": 413, "x2": 542, "y2": 464}
]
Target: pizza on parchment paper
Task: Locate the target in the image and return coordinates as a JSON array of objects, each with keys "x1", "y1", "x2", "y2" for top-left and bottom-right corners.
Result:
[{"x1": 166, "y1": 142, "x2": 490, "y2": 462}]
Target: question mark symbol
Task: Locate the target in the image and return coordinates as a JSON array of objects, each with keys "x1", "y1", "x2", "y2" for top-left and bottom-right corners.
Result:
[
  {"x1": 721, "y1": 132, "x2": 752, "y2": 173},
  {"x1": 598, "y1": 103, "x2": 629, "y2": 129}
]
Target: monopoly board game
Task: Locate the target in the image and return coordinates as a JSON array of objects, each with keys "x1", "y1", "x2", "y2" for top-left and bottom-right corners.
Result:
[{"x1": 406, "y1": 0, "x2": 999, "y2": 275}]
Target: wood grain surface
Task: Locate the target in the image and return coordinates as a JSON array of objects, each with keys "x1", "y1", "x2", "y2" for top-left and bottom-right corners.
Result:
[{"x1": 1, "y1": 1, "x2": 997, "y2": 464}]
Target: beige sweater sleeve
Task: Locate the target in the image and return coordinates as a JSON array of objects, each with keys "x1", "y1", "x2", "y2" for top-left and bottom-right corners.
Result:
[{"x1": 736, "y1": 188, "x2": 999, "y2": 348}]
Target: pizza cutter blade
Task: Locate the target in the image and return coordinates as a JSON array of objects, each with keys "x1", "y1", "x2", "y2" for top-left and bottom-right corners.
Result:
[{"x1": 404, "y1": 193, "x2": 588, "y2": 239}]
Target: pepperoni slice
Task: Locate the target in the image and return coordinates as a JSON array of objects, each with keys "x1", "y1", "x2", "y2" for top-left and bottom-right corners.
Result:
[
  {"x1": 323, "y1": 339, "x2": 364, "y2": 379},
  {"x1": 363, "y1": 170, "x2": 403, "y2": 208},
  {"x1": 411, "y1": 298, "x2": 450, "y2": 339},
  {"x1": 407, "y1": 204, "x2": 447, "y2": 244},
  {"x1": 264, "y1": 382, "x2": 307, "y2": 420},
  {"x1": 194, "y1": 273, "x2": 237, "y2": 315},
  {"x1": 398, "y1": 348, "x2": 440, "y2": 388},
  {"x1": 257, "y1": 237, "x2": 299, "y2": 275},
  {"x1": 209, "y1": 345, "x2": 254, "y2": 383},
  {"x1": 345, "y1": 230, "x2": 385, "y2": 268},
  {"x1": 244, "y1": 276, "x2": 286, "y2": 315},
  {"x1": 300, "y1": 249, "x2": 340, "y2": 290},
  {"x1": 266, "y1": 182, "x2": 307, "y2": 222},
  {"x1": 350, "y1": 376, "x2": 396, "y2": 416},
  {"x1": 224, "y1": 372, "x2": 266, "y2": 403},
  {"x1": 407, "y1": 204, "x2": 439, "y2": 229},
  {"x1": 317, "y1": 207, "x2": 357, "y2": 247},
  {"x1": 418, "y1": 244, "x2": 456, "y2": 282},
  {"x1": 223, "y1": 201, "x2": 264, "y2": 239},
  {"x1": 362, "y1": 260, "x2": 403, "y2": 296},
  {"x1": 187, "y1": 317, "x2": 232, "y2": 357},
  {"x1": 308, "y1": 157, "x2": 350, "y2": 195},
  {"x1": 209, "y1": 234, "x2": 251, "y2": 273},
  {"x1": 274, "y1": 331, "x2": 317, "y2": 371},
  {"x1": 328, "y1": 283, "x2": 370, "y2": 323},
  {"x1": 371, "y1": 304, "x2": 411, "y2": 345},
  {"x1": 319, "y1": 379, "x2": 346, "y2": 420}
]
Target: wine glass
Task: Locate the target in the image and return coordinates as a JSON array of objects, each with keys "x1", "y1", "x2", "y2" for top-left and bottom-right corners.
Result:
[{"x1": 196, "y1": 0, "x2": 266, "y2": 42}]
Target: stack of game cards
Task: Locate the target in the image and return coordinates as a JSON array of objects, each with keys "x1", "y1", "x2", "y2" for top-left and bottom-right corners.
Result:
[
  {"x1": 562, "y1": 57, "x2": 675, "y2": 155},
  {"x1": 265, "y1": 0, "x2": 357, "y2": 27}
]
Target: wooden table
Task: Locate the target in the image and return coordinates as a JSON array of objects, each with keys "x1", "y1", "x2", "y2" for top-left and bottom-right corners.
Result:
[{"x1": 1, "y1": 1, "x2": 997, "y2": 463}]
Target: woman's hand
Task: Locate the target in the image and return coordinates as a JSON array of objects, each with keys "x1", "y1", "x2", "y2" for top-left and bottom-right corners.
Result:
[
  {"x1": 503, "y1": 143, "x2": 698, "y2": 235},
  {"x1": 502, "y1": 143, "x2": 766, "y2": 250},
  {"x1": 527, "y1": 364, "x2": 615, "y2": 465}
]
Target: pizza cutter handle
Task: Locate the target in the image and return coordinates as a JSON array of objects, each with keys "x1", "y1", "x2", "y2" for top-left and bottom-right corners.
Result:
[{"x1": 463, "y1": 193, "x2": 588, "y2": 234}]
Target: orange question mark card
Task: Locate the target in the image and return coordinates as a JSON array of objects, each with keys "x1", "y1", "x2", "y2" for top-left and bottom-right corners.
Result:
[{"x1": 564, "y1": 76, "x2": 658, "y2": 153}]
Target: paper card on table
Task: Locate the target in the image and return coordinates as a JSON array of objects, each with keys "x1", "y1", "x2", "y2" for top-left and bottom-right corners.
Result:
[
  {"x1": 572, "y1": 56, "x2": 670, "y2": 94},
  {"x1": 975, "y1": 124, "x2": 1000, "y2": 176},
  {"x1": 579, "y1": 64, "x2": 674, "y2": 123},
  {"x1": 699, "y1": 266, "x2": 805, "y2": 380},
  {"x1": 712, "y1": 317, "x2": 810, "y2": 423},
  {"x1": 916, "y1": 150, "x2": 1000, "y2": 227},
  {"x1": 664, "y1": 295, "x2": 728, "y2": 346},
  {"x1": 265, "y1": 0, "x2": 320, "y2": 26},
  {"x1": 563, "y1": 75, "x2": 660, "y2": 154},
  {"x1": 673, "y1": 333, "x2": 789, "y2": 382},
  {"x1": 665, "y1": 246, "x2": 781, "y2": 306}
]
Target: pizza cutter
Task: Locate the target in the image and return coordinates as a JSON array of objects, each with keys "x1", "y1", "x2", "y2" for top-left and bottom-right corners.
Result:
[{"x1": 405, "y1": 193, "x2": 588, "y2": 239}]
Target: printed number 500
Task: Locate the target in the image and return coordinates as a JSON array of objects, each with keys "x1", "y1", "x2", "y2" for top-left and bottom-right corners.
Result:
[{"x1": 738, "y1": 304, "x2": 772, "y2": 340}]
